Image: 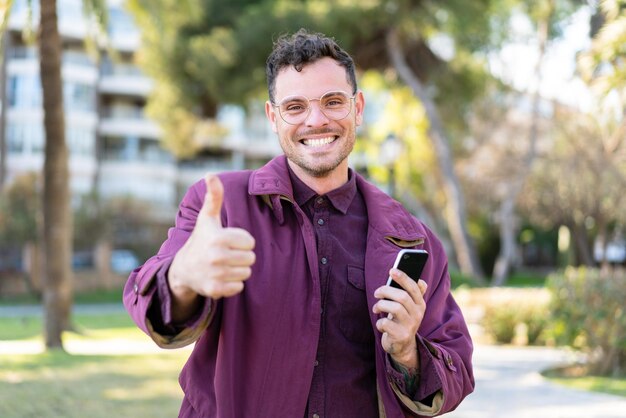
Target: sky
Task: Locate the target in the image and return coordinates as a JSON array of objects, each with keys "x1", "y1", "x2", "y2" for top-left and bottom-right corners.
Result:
[{"x1": 488, "y1": 6, "x2": 594, "y2": 111}]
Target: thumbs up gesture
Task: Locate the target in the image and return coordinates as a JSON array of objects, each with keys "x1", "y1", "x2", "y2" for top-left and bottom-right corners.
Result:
[{"x1": 168, "y1": 175, "x2": 256, "y2": 318}]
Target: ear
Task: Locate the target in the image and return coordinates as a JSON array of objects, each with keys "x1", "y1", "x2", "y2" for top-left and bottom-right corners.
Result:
[
  {"x1": 354, "y1": 90, "x2": 365, "y2": 127},
  {"x1": 265, "y1": 101, "x2": 279, "y2": 133}
]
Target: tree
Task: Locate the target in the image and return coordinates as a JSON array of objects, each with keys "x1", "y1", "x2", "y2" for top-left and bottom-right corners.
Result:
[
  {"x1": 0, "y1": 172, "x2": 40, "y2": 245},
  {"x1": 39, "y1": 0, "x2": 72, "y2": 349},
  {"x1": 520, "y1": 106, "x2": 626, "y2": 266},
  {"x1": 0, "y1": 172, "x2": 42, "y2": 297},
  {"x1": 384, "y1": 26, "x2": 485, "y2": 281},
  {"x1": 0, "y1": 0, "x2": 12, "y2": 191},
  {"x1": 35, "y1": 0, "x2": 109, "y2": 349},
  {"x1": 492, "y1": 0, "x2": 555, "y2": 286},
  {"x1": 131, "y1": 0, "x2": 539, "y2": 280},
  {"x1": 575, "y1": 0, "x2": 626, "y2": 264},
  {"x1": 579, "y1": 0, "x2": 626, "y2": 107}
]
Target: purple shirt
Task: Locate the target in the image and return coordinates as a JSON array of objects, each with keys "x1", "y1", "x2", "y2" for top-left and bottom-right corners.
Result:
[
  {"x1": 123, "y1": 155, "x2": 474, "y2": 417},
  {"x1": 289, "y1": 168, "x2": 378, "y2": 417}
]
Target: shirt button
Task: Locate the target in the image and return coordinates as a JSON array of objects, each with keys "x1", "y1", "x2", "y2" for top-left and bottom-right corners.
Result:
[
  {"x1": 321, "y1": 257, "x2": 328, "y2": 265},
  {"x1": 317, "y1": 218, "x2": 325, "y2": 226},
  {"x1": 314, "y1": 360, "x2": 319, "y2": 367},
  {"x1": 316, "y1": 197, "x2": 324, "y2": 204},
  {"x1": 313, "y1": 414, "x2": 320, "y2": 418},
  {"x1": 133, "y1": 283, "x2": 139, "y2": 294}
]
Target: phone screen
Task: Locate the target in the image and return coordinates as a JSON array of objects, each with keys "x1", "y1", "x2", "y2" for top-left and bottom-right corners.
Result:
[{"x1": 386, "y1": 249, "x2": 429, "y2": 289}]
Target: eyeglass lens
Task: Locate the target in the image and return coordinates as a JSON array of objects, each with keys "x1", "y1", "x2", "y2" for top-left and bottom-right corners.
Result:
[{"x1": 277, "y1": 91, "x2": 353, "y2": 124}]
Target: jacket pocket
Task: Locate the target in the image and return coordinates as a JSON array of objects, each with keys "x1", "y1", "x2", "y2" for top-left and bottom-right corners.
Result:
[{"x1": 339, "y1": 266, "x2": 375, "y2": 344}]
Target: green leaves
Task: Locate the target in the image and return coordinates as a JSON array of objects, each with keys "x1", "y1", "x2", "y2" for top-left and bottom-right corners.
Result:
[
  {"x1": 547, "y1": 267, "x2": 626, "y2": 375},
  {"x1": 126, "y1": 0, "x2": 510, "y2": 158}
]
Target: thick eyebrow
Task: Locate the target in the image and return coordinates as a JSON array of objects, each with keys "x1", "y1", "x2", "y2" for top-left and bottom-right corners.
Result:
[
  {"x1": 322, "y1": 90, "x2": 349, "y2": 97},
  {"x1": 277, "y1": 90, "x2": 350, "y2": 104},
  {"x1": 278, "y1": 95, "x2": 308, "y2": 104}
]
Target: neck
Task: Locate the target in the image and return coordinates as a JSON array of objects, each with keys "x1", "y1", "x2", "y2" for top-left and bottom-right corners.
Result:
[{"x1": 288, "y1": 160, "x2": 349, "y2": 195}]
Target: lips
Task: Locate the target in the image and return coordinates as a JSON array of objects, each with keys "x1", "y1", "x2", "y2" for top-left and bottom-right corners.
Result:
[{"x1": 301, "y1": 136, "x2": 337, "y2": 147}]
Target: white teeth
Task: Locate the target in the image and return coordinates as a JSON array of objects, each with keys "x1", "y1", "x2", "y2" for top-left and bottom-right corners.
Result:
[{"x1": 302, "y1": 137, "x2": 335, "y2": 147}]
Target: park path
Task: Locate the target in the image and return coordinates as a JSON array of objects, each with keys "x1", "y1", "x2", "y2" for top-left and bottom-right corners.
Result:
[
  {"x1": 0, "y1": 303, "x2": 126, "y2": 318},
  {"x1": 446, "y1": 344, "x2": 626, "y2": 418}
]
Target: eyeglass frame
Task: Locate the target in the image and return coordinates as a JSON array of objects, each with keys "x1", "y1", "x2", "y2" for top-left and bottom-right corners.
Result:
[{"x1": 271, "y1": 90, "x2": 357, "y2": 125}]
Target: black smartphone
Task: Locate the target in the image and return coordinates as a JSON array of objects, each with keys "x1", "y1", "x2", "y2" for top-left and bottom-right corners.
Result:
[{"x1": 386, "y1": 249, "x2": 429, "y2": 289}]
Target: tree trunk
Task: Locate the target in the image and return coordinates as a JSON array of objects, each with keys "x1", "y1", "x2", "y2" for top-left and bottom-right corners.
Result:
[
  {"x1": 40, "y1": 0, "x2": 73, "y2": 350},
  {"x1": 399, "y1": 189, "x2": 456, "y2": 266},
  {"x1": 493, "y1": 3, "x2": 553, "y2": 286},
  {"x1": 572, "y1": 222, "x2": 594, "y2": 266},
  {"x1": 386, "y1": 28, "x2": 485, "y2": 282},
  {"x1": 0, "y1": 2, "x2": 12, "y2": 191},
  {"x1": 492, "y1": 196, "x2": 518, "y2": 286}
]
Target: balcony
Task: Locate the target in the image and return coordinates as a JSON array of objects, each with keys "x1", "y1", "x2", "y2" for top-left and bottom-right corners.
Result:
[
  {"x1": 99, "y1": 106, "x2": 161, "y2": 139},
  {"x1": 98, "y1": 160, "x2": 178, "y2": 210},
  {"x1": 99, "y1": 63, "x2": 153, "y2": 97}
]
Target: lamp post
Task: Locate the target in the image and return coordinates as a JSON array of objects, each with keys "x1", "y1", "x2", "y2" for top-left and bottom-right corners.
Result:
[{"x1": 380, "y1": 133, "x2": 403, "y2": 198}]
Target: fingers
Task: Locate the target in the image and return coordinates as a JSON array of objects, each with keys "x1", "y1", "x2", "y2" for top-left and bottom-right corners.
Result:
[
  {"x1": 390, "y1": 268, "x2": 427, "y2": 297},
  {"x1": 215, "y1": 228, "x2": 256, "y2": 251},
  {"x1": 201, "y1": 174, "x2": 224, "y2": 226},
  {"x1": 375, "y1": 314, "x2": 413, "y2": 339},
  {"x1": 204, "y1": 281, "x2": 245, "y2": 299},
  {"x1": 372, "y1": 268, "x2": 427, "y2": 337},
  {"x1": 208, "y1": 247, "x2": 256, "y2": 269}
]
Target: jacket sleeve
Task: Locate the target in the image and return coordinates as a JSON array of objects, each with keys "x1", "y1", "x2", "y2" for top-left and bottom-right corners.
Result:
[
  {"x1": 122, "y1": 179, "x2": 216, "y2": 349},
  {"x1": 390, "y1": 229, "x2": 475, "y2": 416}
]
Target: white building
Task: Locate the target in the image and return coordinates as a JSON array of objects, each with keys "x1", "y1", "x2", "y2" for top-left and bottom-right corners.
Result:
[{"x1": 1, "y1": 0, "x2": 282, "y2": 222}]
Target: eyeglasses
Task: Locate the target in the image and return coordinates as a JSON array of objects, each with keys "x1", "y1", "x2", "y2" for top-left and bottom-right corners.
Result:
[{"x1": 272, "y1": 90, "x2": 356, "y2": 125}]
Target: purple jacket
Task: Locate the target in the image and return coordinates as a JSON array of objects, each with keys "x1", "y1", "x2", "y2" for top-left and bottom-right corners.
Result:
[{"x1": 124, "y1": 156, "x2": 474, "y2": 417}]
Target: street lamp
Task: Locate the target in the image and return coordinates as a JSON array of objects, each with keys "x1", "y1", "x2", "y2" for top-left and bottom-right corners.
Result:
[{"x1": 380, "y1": 133, "x2": 403, "y2": 198}]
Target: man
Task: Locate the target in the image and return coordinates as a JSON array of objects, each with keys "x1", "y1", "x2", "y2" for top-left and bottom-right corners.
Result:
[{"x1": 124, "y1": 29, "x2": 474, "y2": 417}]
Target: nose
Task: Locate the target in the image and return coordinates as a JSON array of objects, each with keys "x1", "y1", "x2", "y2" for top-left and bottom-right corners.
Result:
[{"x1": 304, "y1": 100, "x2": 330, "y2": 127}]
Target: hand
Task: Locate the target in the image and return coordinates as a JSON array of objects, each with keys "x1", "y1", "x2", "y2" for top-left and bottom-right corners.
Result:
[
  {"x1": 372, "y1": 268, "x2": 428, "y2": 368},
  {"x1": 168, "y1": 175, "x2": 256, "y2": 318}
]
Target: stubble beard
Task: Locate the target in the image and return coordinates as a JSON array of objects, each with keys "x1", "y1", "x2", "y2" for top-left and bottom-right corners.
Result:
[{"x1": 281, "y1": 128, "x2": 355, "y2": 178}]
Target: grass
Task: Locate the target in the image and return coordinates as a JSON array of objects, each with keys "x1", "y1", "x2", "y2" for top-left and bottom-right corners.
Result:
[
  {"x1": 0, "y1": 351, "x2": 188, "y2": 418},
  {"x1": 0, "y1": 286, "x2": 125, "y2": 306},
  {"x1": 449, "y1": 269, "x2": 549, "y2": 289},
  {"x1": 506, "y1": 271, "x2": 548, "y2": 287},
  {"x1": 0, "y1": 313, "x2": 189, "y2": 418},
  {"x1": 544, "y1": 372, "x2": 626, "y2": 398},
  {"x1": 0, "y1": 313, "x2": 138, "y2": 341}
]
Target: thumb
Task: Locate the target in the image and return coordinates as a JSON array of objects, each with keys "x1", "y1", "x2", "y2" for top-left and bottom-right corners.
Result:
[{"x1": 201, "y1": 174, "x2": 224, "y2": 225}]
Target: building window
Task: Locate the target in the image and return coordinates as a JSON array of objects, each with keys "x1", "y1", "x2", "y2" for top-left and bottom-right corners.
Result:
[
  {"x1": 8, "y1": 75, "x2": 96, "y2": 112},
  {"x1": 108, "y1": 7, "x2": 139, "y2": 41},
  {"x1": 7, "y1": 75, "x2": 42, "y2": 109},
  {"x1": 6, "y1": 125, "x2": 24, "y2": 153},
  {"x1": 103, "y1": 135, "x2": 129, "y2": 161},
  {"x1": 139, "y1": 138, "x2": 171, "y2": 163},
  {"x1": 67, "y1": 126, "x2": 95, "y2": 156},
  {"x1": 65, "y1": 82, "x2": 96, "y2": 112},
  {"x1": 6, "y1": 123, "x2": 44, "y2": 154}
]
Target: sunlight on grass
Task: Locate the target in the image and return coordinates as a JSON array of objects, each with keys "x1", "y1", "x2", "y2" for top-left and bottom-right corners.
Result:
[
  {"x1": 0, "y1": 313, "x2": 193, "y2": 418},
  {"x1": 0, "y1": 313, "x2": 138, "y2": 341},
  {"x1": 0, "y1": 351, "x2": 189, "y2": 418},
  {"x1": 547, "y1": 375, "x2": 626, "y2": 398}
]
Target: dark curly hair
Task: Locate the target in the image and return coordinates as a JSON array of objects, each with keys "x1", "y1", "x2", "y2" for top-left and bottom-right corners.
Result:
[{"x1": 266, "y1": 29, "x2": 357, "y2": 103}]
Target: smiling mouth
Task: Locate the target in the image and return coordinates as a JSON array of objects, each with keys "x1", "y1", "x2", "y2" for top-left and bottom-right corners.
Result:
[{"x1": 301, "y1": 136, "x2": 337, "y2": 147}]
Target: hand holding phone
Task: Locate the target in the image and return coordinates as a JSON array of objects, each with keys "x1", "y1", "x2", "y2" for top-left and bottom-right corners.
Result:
[{"x1": 386, "y1": 249, "x2": 429, "y2": 290}]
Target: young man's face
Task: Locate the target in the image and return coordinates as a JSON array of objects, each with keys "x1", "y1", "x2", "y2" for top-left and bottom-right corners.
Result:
[{"x1": 265, "y1": 57, "x2": 365, "y2": 181}]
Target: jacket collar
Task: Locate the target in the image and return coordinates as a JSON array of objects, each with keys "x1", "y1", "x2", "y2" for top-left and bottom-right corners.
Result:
[
  {"x1": 248, "y1": 155, "x2": 425, "y2": 243},
  {"x1": 249, "y1": 155, "x2": 293, "y2": 198}
]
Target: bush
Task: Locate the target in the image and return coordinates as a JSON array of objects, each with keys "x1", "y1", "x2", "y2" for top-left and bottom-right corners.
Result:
[
  {"x1": 547, "y1": 267, "x2": 626, "y2": 376},
  {"x1": 475, "y1": 288, "x2": 550, "y2": 345}
]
